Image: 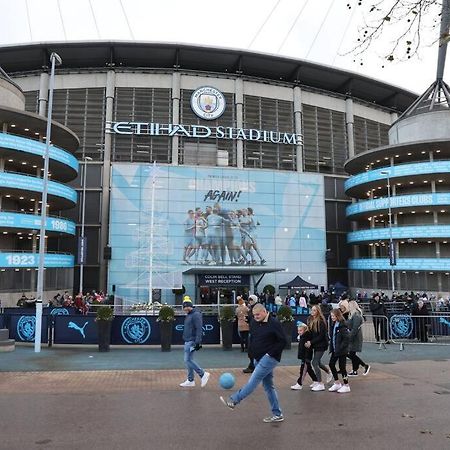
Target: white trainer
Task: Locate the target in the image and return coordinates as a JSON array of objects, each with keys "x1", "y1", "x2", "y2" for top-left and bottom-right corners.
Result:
[
  {"x1": 337, "y1": 384, "x2": 351, "y2": 394},
  {"x1": 326, "y1": 372, "x2": 333, "y2": 384},
  {"x1": 201, "y1": 371, "x2": 210, "y2": 387},
  {"x1": 311, "y1": 383, "x2": 325, "y2": 392},
  {"x1": 309, "y1": 381, "x2": 318, "y2": 388},
  {"x1": 328, "y1": 383, "x2": 342, "y2": 392},
  {"x1": 290, "y1": 383, "x2": 303, "y2": 390},
  {"x1": 179, "y1": 380, "x2": 195, "y2": 387}
]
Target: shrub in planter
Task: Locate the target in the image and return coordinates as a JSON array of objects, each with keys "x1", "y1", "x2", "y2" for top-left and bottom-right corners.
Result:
[
  {"x1": 219, "y1": 305, "x2": 236, "y2": 350},
  {"x1": 157, "y1": 305, "x2": 175, "y2": 352},
  {"x1": 96, "y1": 306, "x2": 114, "y2": 352},
  {"x1": 276, "y1": 305, "x2": 294, "y2": 349},
  {"x1": 263, "y1": 284, "x2": 276, "y2": 295}
]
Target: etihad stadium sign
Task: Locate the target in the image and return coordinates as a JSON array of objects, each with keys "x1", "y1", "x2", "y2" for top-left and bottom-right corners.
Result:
[
  {"x1": 106, "y1": 86, "x2": 301, "y2": 145},
  {"x1": 106, "y1": 121, "x2": 301, "y2": 145}
]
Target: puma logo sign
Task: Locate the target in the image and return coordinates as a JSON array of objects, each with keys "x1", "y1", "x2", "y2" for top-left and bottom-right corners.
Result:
[{"x1": 68, "y1": 321, "x2": 89, "y2": 338}]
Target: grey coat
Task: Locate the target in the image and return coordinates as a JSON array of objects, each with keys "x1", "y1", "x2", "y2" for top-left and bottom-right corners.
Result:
[{"x1": 347, "y1": 312, "x2": 363, "y2": 352}]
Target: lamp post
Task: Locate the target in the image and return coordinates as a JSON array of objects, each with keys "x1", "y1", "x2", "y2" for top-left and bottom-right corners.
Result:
[
  {"x1": 35, "y1": 52, "x2": 62, "y2": 353},
  {"x1": 380, "y1": 170, "x2": 395, "y2": 294},
  {"x1": 79, "y1": 156, "x2": 92, "y2": 296}
]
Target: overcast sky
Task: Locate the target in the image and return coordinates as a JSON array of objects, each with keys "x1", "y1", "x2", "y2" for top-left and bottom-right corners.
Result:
[{"x1": 0, "y1": 0, "x2": 446, "y2": 94}]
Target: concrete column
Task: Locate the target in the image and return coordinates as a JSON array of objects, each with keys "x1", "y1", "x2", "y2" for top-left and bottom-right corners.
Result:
[
  {"x1": 2, "y1": 123, "x2": 7, "y2": 133},
  {"x1": 171, "y1": 73, "x2": 181, "y2": 165},
  {"x1": 235, "y1": 78, "x2": 244, "y2": 169},
  {"x1": 99, "y1": 70, "x2": 116, "y2": 291},
  {"x1": 345, "y1": 98, "x2": 355, "y2": 159},
  {"x1": 293, "y1": 86, "x2": 303, "y2": 172},
  {"x1": 38, "y1": 72, "x2": 49, "y2": 116}
]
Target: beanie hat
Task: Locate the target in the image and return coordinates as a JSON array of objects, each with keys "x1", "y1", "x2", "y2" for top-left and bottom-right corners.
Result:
[{"x1": 182, "y1": 295, "x2": 193, "y2": 308}]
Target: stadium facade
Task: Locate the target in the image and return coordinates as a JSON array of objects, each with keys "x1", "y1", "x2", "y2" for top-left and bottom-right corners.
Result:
[{"x1": 0, "y1": 42, "x2": 418, "y2": 305}]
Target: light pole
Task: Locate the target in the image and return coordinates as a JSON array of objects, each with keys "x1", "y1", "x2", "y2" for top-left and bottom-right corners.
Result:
[
  {"x1": 79, "y1": 156, "x2": 92, "y2": 295},
  {"x1": 380, "y1": 170, "x2": 395, "y2": 294},
  {"x1": 35, "y1": 52, "x2": 62, "y2": 353}
]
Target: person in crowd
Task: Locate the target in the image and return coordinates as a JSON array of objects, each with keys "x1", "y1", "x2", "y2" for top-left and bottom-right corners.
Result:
[
  {"x1": 369, "y1": 294, "x2": 387, "y2": 343},
  {"x1": 74, "y1": 292, "x2": 89, "y2": 315},
  {"x1": 338, "y1": 299, "x2": 350, "y2": 320},
  {"x1": 298, "y1": 292, "x2": 308, "y2": 309},
  {"x1": 274, "y1": 293, "x2": 283, "y2": 312},
  {"x1": 243, "y1": 294, "x2": 258, "y2": 373},
  {"x1": 305, "y1": 304, "x2": 333, "y2": 391},
  {"x1": 328, "y1": 308, "x2": 351, "y2": 393},
  {"x1": 17, "y1": 292, "x2": 28, "y2": 307},
  {"x1": 291, "y1": 322, "x2": 317, "y2": 390},
  {"x1": 411, "y1": 299, "x2": 429, "y2": 343},
  {"x1": 220, "y1": 303, "x2": 286, "y2": 423},
  {"x1": 179, "y1": 296, "x2": 210, "y2": 388},
  {"x1": 236, "y1": 296, "x2": 250, "y2": 352},
  {"x1": 347, "y1": 300, "x2": 371, "y2": 377}
]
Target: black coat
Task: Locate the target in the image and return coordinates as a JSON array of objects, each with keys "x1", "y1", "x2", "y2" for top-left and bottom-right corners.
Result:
[
  {"x1": 369, "y1": 299, "x2": 386, "y2": 316},
  {"x1": 297, "y1": 330, "x2": 313, "y2": 361},
  {"x1": 329, "y1": 321, "x2": 349, "y2": 356},
  {"x1": 307, "y1": 319, "x2": 329, "y2": 351}
]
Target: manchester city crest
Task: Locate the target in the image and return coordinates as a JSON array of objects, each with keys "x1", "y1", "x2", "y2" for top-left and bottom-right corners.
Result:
[
  {"x1": 50, "y1": 308, "x2": 70, "y2": 316},
  {"x1": 190, "y1": 86, "x2": 226, "y2": 120},
  {"x1": 390, "y1": 314, "x2": 413, "y2": 338},
  {"x1": 17, "y1": 316, "x2": 36, "y2": 341},
  {"x1": 121, "y1": 317, "x2": 151, "y2": 344}
]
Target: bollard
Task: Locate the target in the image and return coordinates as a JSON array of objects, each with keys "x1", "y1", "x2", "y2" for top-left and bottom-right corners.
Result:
[{"x1": 399, "y1": 342, "x2": 404, "y2": 351}]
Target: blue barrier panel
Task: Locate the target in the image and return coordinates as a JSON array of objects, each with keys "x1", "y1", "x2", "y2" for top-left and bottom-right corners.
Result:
[
  {"x1": 173, "y1": 315, "x2": 221, "y2": 345},
  {"x1": 53, "y1": 315, "x2": 98, "y2": 344},
  {"x1": 0, "y1": 172, "x2": 77, "y2": 203},
  {"x1": 111, "y1": 316, "x2": 157, "y2": 345},
  {"x1": 0, "y1": 133, "x2": 79, "y2": 172},
  {"x1": 45, "y1": 307, "x2": 78, "y2": 316},
  {"x1": 9, "y1": 314, "x2": 48, "y2": 343},
  {"x1": 0, "y1": 253, "x2": 74, "y2": 268},
  {"x1": 346, "y1": 193, "x2": 450, "y2": 217},
  {"x1": 345, "y1": 161, "x2": 450, "y2": 191},
  {"x1": 0, "y1": 212, "x2": 76, "y2": 235}
]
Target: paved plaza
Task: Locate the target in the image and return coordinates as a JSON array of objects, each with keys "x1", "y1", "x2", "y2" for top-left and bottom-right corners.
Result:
[{"x1": 0, "y1": 344, "x2": 449, "y2": 450}]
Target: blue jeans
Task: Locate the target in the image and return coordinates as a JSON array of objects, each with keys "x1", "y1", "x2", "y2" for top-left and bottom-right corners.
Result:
[
  {"x1": 230, "y1": 353, "x2": 282, "y2": 416},
  {"x1": 184, "y1": 341, "x2": 205, "y2": 382}
]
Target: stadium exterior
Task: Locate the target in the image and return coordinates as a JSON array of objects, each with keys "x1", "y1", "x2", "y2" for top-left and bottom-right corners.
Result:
[{"x1": 0, "y1": 41, "x2": 418, "y2": 305}]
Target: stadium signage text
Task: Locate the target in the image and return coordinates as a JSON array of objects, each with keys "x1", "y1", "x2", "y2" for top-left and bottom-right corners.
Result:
[{"x1": 106, "y1": 121, "x2": 301, "y2": 145}]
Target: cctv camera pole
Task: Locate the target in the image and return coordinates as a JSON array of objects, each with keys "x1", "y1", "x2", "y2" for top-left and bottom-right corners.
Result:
[{"x1": 35, "y1": 53, "x2": 62, "y2": 352}]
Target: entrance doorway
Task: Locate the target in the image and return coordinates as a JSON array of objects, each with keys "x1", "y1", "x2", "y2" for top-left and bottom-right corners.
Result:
[{"x1": 199, "y1": 286, "x2": 249, "y2": 304}]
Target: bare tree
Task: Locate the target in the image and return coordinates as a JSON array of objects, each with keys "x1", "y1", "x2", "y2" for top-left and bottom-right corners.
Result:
[{"x1": 348, "y1": 0, "x2": 443, "y2": 63}]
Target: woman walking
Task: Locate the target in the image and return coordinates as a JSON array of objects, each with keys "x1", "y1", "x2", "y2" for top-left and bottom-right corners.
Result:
[
  {"x1": 236, "y1": 296, "x2": 250, "y2": 352},
  {"x1": 305, "y1": 305, "x2": 333, "y2": 391},
  {"x1": 328, "y1": 308, "x2": 351, "y2": 393},
  {"x1": 347, "y1": 300, "x2": 371, "y2": 377}
]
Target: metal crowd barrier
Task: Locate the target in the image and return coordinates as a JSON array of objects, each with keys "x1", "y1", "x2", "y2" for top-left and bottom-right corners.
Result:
[
  {"x1": 389, "y1": 313, "x2": 450, "y2": 346},
  {"x1": 361, "y1": 314, "x2": 390, "y2": 349}
]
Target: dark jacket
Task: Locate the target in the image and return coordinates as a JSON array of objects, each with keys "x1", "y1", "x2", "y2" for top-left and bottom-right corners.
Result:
[
  {"x1": 329, "y1": 320, "x2": 349, "y2": 356},
  {"x1": 347, "y1": 312, "x2": 363, "y2": 353},
  {"x1": 249, "y1": 314, "x2": 286, "y2": 362},
  {"x1": 369, "y1": 299, "x2": 386, "y2": 316},
  {"x1": 297, "y1": 330, "x2": 313, "y2": 361},
  {"x1": 307, "y1": 319, "x2": 329, "y2": 351},
  {"x1": 182, "y1": 308, "x2": 203, "y2": 345}
]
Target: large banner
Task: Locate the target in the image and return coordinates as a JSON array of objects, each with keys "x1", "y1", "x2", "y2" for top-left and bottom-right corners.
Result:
[{"x1": 108, "y1": 165, "x2": 326, "y2": 302}]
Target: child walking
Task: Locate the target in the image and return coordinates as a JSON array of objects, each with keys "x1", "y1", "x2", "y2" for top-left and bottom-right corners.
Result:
[
  {"x1": 328, "y1": 308, "x2": 351, "y2": 393},
  {"x1": 291, "y1": 322, "x2": 317, "y2": 390}
]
